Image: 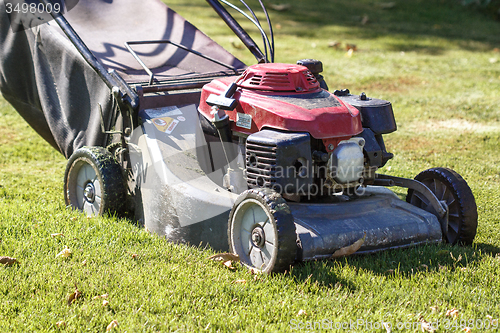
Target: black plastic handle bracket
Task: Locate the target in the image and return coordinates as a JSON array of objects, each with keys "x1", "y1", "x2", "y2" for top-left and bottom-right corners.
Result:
[{"x1": 206, "y1": 82, "x2": 238, "y2": 111}]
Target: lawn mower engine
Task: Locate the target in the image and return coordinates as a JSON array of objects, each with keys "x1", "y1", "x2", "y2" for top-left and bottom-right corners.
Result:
[
  {"x1": 198, "y1": 60, "x2": 396, "y2": 199},
  {"x1": 197, "y1": 60, "x2": 476, "y2": 273}
]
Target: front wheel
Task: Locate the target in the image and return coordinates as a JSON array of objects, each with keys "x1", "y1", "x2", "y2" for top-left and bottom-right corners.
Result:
[
  {"x1": 64, "y1": 146, "x2": 127, "y2": 217},
  {"x1": 228, "y1": 188, "x2": 297, "y2": 273},
  {"x1": 406, "y1": 167, "x2": 477, "y2": 245}
]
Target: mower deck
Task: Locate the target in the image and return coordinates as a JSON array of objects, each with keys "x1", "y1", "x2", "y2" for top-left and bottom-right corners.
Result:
[{"x1": 291, "y1": 186, "x2": 442, "y2": 261}]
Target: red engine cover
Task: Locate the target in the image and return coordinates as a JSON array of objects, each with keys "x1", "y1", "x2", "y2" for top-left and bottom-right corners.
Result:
[{"x1": 198, "y1": 63, "x2": 362, "y2": 146}]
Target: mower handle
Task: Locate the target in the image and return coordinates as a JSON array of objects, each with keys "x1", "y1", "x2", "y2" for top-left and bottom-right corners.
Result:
[{"x1": 206, "y1": 0, "x2": 266, "y2": 63}]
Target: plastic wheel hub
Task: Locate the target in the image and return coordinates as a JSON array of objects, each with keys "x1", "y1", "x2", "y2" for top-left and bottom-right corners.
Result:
[
  {"x1": 251, "y1": 225, "x2": 266, "y2": 248},
  {"x1": 83, "y1": 182, "x2": 96, "y2": 203}
]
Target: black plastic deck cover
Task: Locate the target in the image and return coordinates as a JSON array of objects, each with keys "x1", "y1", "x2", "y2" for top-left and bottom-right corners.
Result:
[{"x1": 0, "y1": 0, "x2": 245, "y2": 158}]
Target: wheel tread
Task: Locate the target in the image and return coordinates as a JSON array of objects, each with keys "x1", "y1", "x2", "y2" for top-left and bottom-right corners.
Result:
[
  {"x1": 64, "y1": 146, "x2": 127, "y2": 216},
  {"x1": 228, "y1": 188, "x2": 297, "y2": 273},
  {"x1": 407, "y1": 167, "x2": 477, "y2": 245}
]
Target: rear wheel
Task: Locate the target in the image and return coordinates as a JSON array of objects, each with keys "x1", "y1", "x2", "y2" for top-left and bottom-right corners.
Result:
[
  {"x1": 64, "y1": 146, "x2": 127, "y2": 216},
  {"x1": 228, "y1": 188, "x2": 297, "y2": 273},
  {"x1": 406, "y1": 167, "x2": 477, "y2": 245}
]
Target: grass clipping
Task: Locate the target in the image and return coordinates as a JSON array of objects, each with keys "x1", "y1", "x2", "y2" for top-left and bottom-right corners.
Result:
[{"x1": 331, "y1": 232, "x2": 366, "y2": 259}]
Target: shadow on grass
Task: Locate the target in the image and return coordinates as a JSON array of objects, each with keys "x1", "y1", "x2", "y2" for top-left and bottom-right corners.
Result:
[
  {"x1": 288, "y1": 242, "x2": 500, "y2": 289},
  {"x1": 288, "y1": 260, "x2": 359, "y2": 292},
  {"x1": 265, "y1": 0, "x2": 499, "y2": 51},
  {"x1": 384, "y1": 42, "x2": 447, "y2": 55},
  {"x1": 474, "y1": 242, "x2": 500, "y2": 256}
]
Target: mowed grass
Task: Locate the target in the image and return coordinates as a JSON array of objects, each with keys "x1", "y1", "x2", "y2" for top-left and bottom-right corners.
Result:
[{"x1": 1, "y1": 0, "x2": 500, "y2": 331}]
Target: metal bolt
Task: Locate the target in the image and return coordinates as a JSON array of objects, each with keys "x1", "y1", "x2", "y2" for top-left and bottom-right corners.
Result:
[
  {"x1": 251, "y1": 226, "x2": 266, "y2": 248},
  {"x1": 252, "y1": 233, "x2": 261, "y2": 244},
  {"x1": 83, "y1": 183, "x2": 95, "y2": 203},
  {"x1": 328, "y1": 144, "x2": 334, "y2": 151}
]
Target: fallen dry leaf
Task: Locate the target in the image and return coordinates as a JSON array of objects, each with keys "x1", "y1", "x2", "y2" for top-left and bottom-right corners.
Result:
[
  {"x1": 231, "y1": 41, "x2": 244, "y2": 50},
  {"x1": 249, "y1": 267, "x2": 261, "y2": 275},
  {"x1": 223, "y1": 260, "x2": 237, "y2": 271},
  {"x1": 421, "y1": 264, "x2": 429, "y2": 269},
  {"x1": 463, "y1": 327, "x2": 472, "y2": 333},
  {"x1": 55, "y1": 321, "x2": 66, "y2": 328},
  {"x1": 328, "y1": 41, "x2": 341, "y2": 49},
  {"x1": 345, "y1": 48, "x2": 354, "y2": 58},
  {"x1": 106, "y1": 320, "x2": 118, "y2": 331},
  {"x1": 430, "y1": 305, "x2": 439, "y2": 312},
  {"x1": 361, "y1": 15, "x2": 369, "y2": 25},
  {"x1": 56, "y1": 247, "x2": 72, "y2": 258},
  {"x1": 421, "y1": 321, "x2": 436, "y2": 332},
  {"x1": 0, "y1": 256, "x2": 17, "y2": 266},
  {"x1": 103, "y1": 300, "x2": 110, "y2": 307},
  {"x1": 253, "y1": 274, "x2": 264, "y2": 282},
  {"x1": 445, "y1": 307, "x2": 459, "y2": 318},
  {"x1": 209, "y1": 253, "x2": 239, "y2": 270},
  {"x1": 234, "y1": 279, "x2": 247, "y2": 284},
  {"x1": 93, "y1": 293, "x2": 109, "y2": 300},
  {"x1": 269, "y1": 3, "x2": 291, "y2": 11},
  {"x1": 418, "y1": 315, "x2": 437, "y2": 332},
  {"x1": 67, "y1": 288, "x2": 82, "y2": 306},
  {"x1": 345, "y1": 43, "x2": 357, "y2": 51},
  {"x1": 297, "y1": 309, "x2": 307, "y2": 316},
  {"x1": 208, "y1": 252, "x2": 240, "y2": 262},
  {"x1": 51, "y1": 233, "x2": 65, "y2": 238},
  {"x1": 82, "y1": 260, "x2": 87, "y2": 266},
  {"x1": 331, "y1": 232, "x2": 366, "y2": 258},
  {"x1": 377, "y1": 2, "x2": 396, "y2": 9}
]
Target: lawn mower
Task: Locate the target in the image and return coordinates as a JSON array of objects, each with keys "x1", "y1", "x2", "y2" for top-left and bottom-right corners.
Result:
[{"x1": 0, "y1": 0, "x2": 478, "y2": 273}]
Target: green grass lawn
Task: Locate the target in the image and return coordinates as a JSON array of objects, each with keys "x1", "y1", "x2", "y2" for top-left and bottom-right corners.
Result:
[{"x1": 1, "y1": 0, "x2": 500, "y2": 331}]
